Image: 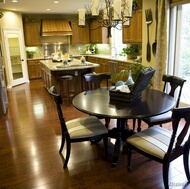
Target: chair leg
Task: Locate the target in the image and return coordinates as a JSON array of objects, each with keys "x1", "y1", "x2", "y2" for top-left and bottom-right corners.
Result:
[
  {"x1": 137, "y1": 119, "x2": 142, "y2": 132},
  {"x1": 163, "y1": 161, "x2": 170, "y2": 189},
  {"x1": 103, "y1": 135, "x2": 108, "y2": 160},
  {"x1": 59, "y1": 134, "x2": 65, "y2": 153},
  {"x1": 105, "y1": 118, "x2": 110, "y2": 128},
  {"x1": 127, "y1": 144, "x2": 132, "y2": 172},
  {"x1": 64, "y1": 139, "x2": 71, "y2": 168},
  {"x1": 183, "y1": 145, "x2": 190, "y2": 181},
  {"x1": 132, "y1": 119, "x2": 136, "y2": 131}
]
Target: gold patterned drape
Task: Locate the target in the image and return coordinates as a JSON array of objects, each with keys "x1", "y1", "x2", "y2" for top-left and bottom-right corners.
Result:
[
  {"x1": 170, "y1": 0, "x2": 190, "y2": 6},
  {"x1": 153, "y1": 0, "x2": 170, "y2": 90}
]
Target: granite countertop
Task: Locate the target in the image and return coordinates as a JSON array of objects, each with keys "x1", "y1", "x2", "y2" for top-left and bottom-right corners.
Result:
[
  {"x1": 40, "y1": 58, "x2": 99, "y2": 71},
  {"x1": 27, "y1": 57, "x2": 44, "y2": 61},
  {"x1": 29, "y1": 54, "x2": 139, "y2": 64},
  {"x1": 74, "y1": 54, "x2": 137, "y2": 64}
]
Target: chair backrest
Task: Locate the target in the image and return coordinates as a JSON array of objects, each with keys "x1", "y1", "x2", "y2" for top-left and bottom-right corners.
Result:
[
  {"x1": 130, "y1": 67, "x2": 156, "y2": 95},
  {"x1": 167, "y1": 107, "x2": 190, "y2": 156},
  {"x1": 84, "y1": 72, "x2": 111, "y2": 90},
  {"x1": 162, "y1": 75, "x2": 186, "y2": 107},
  {"x1": 48, "y1": 86, "x2": 68, "y2": 134}
]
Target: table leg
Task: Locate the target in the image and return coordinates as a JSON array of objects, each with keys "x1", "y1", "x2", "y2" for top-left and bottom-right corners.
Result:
[{"x1": 110, "y1": 118, "x2": 127, "y2": 166}]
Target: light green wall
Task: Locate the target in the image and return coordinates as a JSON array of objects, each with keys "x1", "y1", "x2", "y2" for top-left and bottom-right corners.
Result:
[{"x1": 142, "y1": 0, "x2": 157, "y2": 68}]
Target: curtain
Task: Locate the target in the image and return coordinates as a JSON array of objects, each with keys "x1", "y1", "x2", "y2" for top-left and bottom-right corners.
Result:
[
  {"x1": 170, "y1": 0, "x2": 190, "y2": 6},
  {"x1": 153, "y1": 0, "x2": 170, "y2": 90}
]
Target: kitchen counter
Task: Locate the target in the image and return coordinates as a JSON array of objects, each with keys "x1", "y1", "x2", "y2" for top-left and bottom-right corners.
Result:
[
  {"x1": 40, "y1": 58, "x2": 99, "y2": 71},
  {"x1": 86, "y1": 54, "x2": 136, "y2": 63},
  {"x1": 29, "y1": 54, "x2": 139, "y2": 64},
  {"x1": 40, "y1": 58, "x2": 99, "y2": 95}
]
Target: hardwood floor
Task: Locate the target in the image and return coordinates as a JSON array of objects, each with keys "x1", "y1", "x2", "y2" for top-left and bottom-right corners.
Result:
[{"x1": 0, "y1": 79, "x2": 189, "y2": 189}]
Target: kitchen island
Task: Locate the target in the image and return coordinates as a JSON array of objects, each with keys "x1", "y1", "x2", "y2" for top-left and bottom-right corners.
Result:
[{"x1": 40, "y1": 59, "x2": 99, "y2": 94}]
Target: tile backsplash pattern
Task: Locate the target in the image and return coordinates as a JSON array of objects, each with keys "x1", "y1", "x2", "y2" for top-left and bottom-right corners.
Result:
[{"x1": 27, "y1": 44, "x2": 111, "y2": 58}]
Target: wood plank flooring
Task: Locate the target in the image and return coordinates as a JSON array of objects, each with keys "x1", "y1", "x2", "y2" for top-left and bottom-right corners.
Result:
[{"x1": 0, "y1": 79, "x2": 189, "y2": 189}]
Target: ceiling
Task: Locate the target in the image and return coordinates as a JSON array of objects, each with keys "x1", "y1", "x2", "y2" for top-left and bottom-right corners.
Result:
[{"x1": 0, "y1": 0, "x2": 98, "y2": 14}]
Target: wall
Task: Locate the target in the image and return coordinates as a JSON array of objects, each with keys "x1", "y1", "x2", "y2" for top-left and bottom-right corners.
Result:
[
  {"x1": 142, "y1": 0, "x2": 157, "y2": 68},
  {"x1": 0, "y1": 10, "x2": 29, "y2": 87}
]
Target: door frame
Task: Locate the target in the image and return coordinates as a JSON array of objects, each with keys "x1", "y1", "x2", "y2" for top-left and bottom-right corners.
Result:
[{"x1": 3, "y1": 28, "x2": 29, "y2": 88}]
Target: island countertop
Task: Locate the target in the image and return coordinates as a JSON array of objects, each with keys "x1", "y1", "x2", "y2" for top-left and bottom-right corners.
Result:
[
  {"x1": 40, "y1": 58, "x2": 99, "y2": 94},
  {"x1": 40, "y1": 59, "x2": 99, "y2": 71}
]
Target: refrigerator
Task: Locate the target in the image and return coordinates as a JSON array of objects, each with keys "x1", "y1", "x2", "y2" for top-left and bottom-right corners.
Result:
[{"x1": 0, "y1": 42, "x2": 8, "y2": 115}]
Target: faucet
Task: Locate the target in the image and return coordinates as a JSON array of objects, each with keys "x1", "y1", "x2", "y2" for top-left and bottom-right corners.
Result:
[{"x1": 111, "y1": 47, "x2": 117, "y2": 58}]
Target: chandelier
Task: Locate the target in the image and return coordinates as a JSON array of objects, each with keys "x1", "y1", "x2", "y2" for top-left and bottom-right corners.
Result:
[
  {"x1": 78, "y1": 0, "x2": 137, "y2": 37},
  {"x1": 0, "y1": 12, "x2": 3, "y2": 19}
]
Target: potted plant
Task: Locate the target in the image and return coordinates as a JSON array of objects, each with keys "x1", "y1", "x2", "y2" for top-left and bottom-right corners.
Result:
[
  {"x1": 120, "y1": 45, "x2": 139, "y2": 59},
  {"x1": 112, "y1": 63, "x2": 154, "y2": 89},
  {"x1": 113, "y1": 63, "x2": 146, "y2": 83},
  {"x1": 26, "y1": 50, "x2": 36, "y2": 58}
]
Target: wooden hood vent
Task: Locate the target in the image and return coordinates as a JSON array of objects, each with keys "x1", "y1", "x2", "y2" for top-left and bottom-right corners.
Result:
[{"x1": 41, "y1": 19, "x2": 72, "y2": 36}]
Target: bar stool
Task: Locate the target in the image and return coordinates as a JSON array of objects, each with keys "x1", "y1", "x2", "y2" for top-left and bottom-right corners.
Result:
[{"x1": 59, "y1": 75, "x2": 75, "y2": 105}]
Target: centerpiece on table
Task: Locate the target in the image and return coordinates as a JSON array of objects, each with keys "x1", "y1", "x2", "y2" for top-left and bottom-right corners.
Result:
[
  {"x1": 112, "y1": 63, "x2": 147, "y2": 88},
  {"x1": 109, "y1": 66, "x2": 156, "y2": 102}
]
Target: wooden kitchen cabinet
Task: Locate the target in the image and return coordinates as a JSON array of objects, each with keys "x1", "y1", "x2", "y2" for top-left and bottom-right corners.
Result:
[
  {"x1": 24, "y1": 22, "x2": 41, "y2": 46},
  {"x1": 70, "y1": 22, "x2": 89, "y2": 44},
  {"x1": 119, "y1": 61, "x2": 131, "y2": 71},
  {"x1": 90, "y1": 20, "x2": 108, "y2": 44},
  {"x1": 41, "y1": 63, "x2": 52, "y2": 89},
  {"x1": 87, "y1": 56, "x2": 109, "y2": 73},
  {"x1": 122, "y1": 9, "x2": 142, "y2": 44},
  {"x1": 98, "y1": 58, "x2": 109, "y2": 73},
  {"x1": 27, "y1": 59, "x2": 42, "y2": 79}
]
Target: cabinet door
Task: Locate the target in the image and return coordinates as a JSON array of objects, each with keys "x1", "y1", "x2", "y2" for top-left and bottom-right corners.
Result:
[
  {"x1": 90, "y1": 21, "x2": 108, "y2": 44},
  {"x1": 27, "y1": 59, "x2": 42, "y2": 79},
  {"x1": 24, "y1": 22, "x2": 41, "y2": 46},
  {"x1": 99, "y1": 58, "x2": 109, "y2": 73},
  {"x1": 71, "y1": 22, "x2": 89, "y2": 44},
  {"x1": 134, "y1": 10, "x2": 142, "y2": 43},
  {"x1": 122, "y1": 9, "x2": 142, "y2": 43}
]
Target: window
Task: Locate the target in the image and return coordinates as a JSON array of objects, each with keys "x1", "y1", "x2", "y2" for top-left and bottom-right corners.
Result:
[
  {"x1": 168, "y1": 3, "x2": 190, "y2": 105},
  {"x1": 111, "y1": 25, "x2": 126, "y2": 56}
]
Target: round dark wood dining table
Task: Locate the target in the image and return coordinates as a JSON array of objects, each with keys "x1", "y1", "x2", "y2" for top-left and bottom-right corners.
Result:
[{"x1": 72, "y1": 87, "x2": 176, "y2": 165}]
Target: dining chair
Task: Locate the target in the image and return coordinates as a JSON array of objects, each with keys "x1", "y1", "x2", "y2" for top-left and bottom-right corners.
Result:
[
  {"x1": 84, "y1": 72, "x2": 111, "y2": 128},
  {"x1": 48, "y1": 86, "x2": 108, "y2": 168},
  {"x1": 135, "y1": 74, "x2": 186, "y2": 131},
  {"x1": 127, "y1": 106, "x2": 190, "y2": 189},
  {"x1": 84, "y1": 72, "x2": 111, "y2": 90}
]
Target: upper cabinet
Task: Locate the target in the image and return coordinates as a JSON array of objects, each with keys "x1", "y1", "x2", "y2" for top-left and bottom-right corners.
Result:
[
  {"x1": 122, "y1": 9, "x2": 142, "y2": 44},
  {"x1": 24, "y1": 22, "x2": 41, "y2": 46},
  {"x1": 70, "y1": 22, "x2": 89, "y2": 44},
  {"x1": 90, "y1": 20, "x2": 108, "y2": 44}
]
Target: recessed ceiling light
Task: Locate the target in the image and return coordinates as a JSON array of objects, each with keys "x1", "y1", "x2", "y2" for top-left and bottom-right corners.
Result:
[
  {"x1": 46, "y1": 9, "x2": 51, "y2": 11},
  {"x1": 54, "y1": 1, "x2": 59, "y2": 3},
  {"x1": 12, "y1": 0, "x2": 18, "y2": 2}
]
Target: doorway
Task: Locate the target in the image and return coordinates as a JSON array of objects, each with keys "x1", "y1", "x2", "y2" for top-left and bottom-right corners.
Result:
[{"x1": 3, "y1": 28, "x2": 28, "y2": 87}]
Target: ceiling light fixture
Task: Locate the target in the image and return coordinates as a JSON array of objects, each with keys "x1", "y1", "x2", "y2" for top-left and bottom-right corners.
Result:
[
  {"x1": 54, "y1": 1, "x2": 59, "y2": 3},
  {"x1": 12, "y1": 0, "x2": 18, "y2": 2},
  {"x1": 0, "y1": 12, "x2": 3, "y2": 19},
  {"x1": 78, "y1": 0, "x2": 137, "y2": 37}
]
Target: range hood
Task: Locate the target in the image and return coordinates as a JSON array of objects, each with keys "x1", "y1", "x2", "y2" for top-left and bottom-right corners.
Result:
[{"x1": 41, "y1": 19, "x2": 72, "y2": 36}]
